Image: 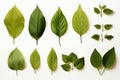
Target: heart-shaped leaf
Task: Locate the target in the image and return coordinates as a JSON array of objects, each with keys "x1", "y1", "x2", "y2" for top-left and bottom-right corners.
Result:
[
  {"x1": 61, "y1": 64, "x2": 71, "y2": 71},
  {"x1": 74, "y1": 57, "x2": 84, "y2": 70}
]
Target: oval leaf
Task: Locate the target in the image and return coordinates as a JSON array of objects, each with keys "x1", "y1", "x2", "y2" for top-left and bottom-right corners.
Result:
[
  {"x1": 104, "y1": 35, "x2": 114, "y2": 40},
  {"x1": 47, "y1": 48, "x2": 58, "y2": 74},
  {"x1": 90, "y1": 49, "x2": 102, "y2": 68},
  {"x1": 51, "y1": 7, "x2": 67, "y2": 46},
  {"x1": 30, "y1": 49, "x2": 40, "y2": 74},
  {"x1": 69, "y1": 52, "x2": 78, "y2": 63},
  {"x1": 103, "y1": 8, "x2": 114, "y2": 15},
  {"x1": 94, "y1": 7, "x2": 100, "y2": 14},
  {"x1": 72, "y1": 5, "x2": 89, "y2": 43},
  {"x1": 62, "y1": 54, "x2": 71, "y2": 63},
  {"x1": 61, "y1": 64, "x2": 71, "y2": 71},
  {"x1": 8, "y1": 48, "x2": 25, "y2": 76},
  {"x1": 104, "y1": 24, "x2": 112, "y2": 30},
  {"x1": 4, "y1": 5, "x2": 25, "y2": 44},
  {"x1": 91, "y1": 34, "x2": 100, "y2": 41},
  {"x1": 103, "y1": 47, "x2": 116, "y2": 68},
  {"x1": 29, "y1": 6, "x2": 46, "y2": 45},
  {"x1": 74, "y1": 57, "x2": 84, "y2": 70},
  {"x1": 94, "y1": 24, "x2": 101, "y2": 29}
]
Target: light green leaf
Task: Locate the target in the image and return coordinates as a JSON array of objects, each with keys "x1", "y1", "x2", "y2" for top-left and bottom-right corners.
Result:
[
  {"x1": 62, "y1": 54, "x2": 71, "y2": 63},
  {"x1": 51, "y1": 7, "x2": 67, "y2": 46},
  {"x1": 91, "y1": 34, "x2": 100, "y2": 41},
  {"x1": 30, "y1": 49, "x2": 40, "y2": 74},
  {"x1": 94, "y1": 7, "x2": 100, "y2": 14},
  {"x1": 4, "y1": 5, "x2": 25, "y2": 44},
  {"x1": 94, "y1": 24, "x2": 101, "y2": 29},
  {"x1": 103, "y1": 47, "x2": 116, "y2": 68},
  {"x1": 90, "y1": 49, "x2": 102, "y2": 68},
  {"x1": 104, "y1": 35, "x2": 114, "y2": 40},
  {"x1": 103, "y1": 8, "x2": 114, "y2": 15},
  {"x1": 72, "y1": 5, "x2": 89, "y2": 44},
  {"x1": 8, "y1": 48, "x2": 25, "y2": 76},
  {"x1": 69, "y1": 52, "x2": 78, "y2": 63},
  {"x1": 102, "y1": 5, "x2": 106, "y2": 9},
  {"x1": 104, "y1": 24, "x2": 112, "y2": 30},
  {"x1": 74, "y1": 57, "x2": 84, "y2": 70},
  {"x1": 61, "y1": 64, "x2": 71, "y2": 71},
  {"x1": 29, "y1": 5, "x2": 46, "y2": 45},
  {"x1": 47, "y1": 48, "x2": 58, "y2": 75}
]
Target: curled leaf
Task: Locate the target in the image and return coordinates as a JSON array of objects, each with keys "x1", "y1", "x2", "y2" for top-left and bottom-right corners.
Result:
[
  {"x1": 61, "y1": 64, "x2": 71, "y2": 71},
  {"x1": 94, "y1": 7, "x2": 100, "y2": 14}
]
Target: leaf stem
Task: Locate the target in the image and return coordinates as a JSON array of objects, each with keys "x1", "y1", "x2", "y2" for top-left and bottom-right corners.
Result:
[
  {"x1": 58, "y1": 37, "x2": 61, "y2": 46},
  {"x1": 34, "y1": 70, "x2": 36, "y2": 74},
  {"x1": 101, "y1": 33, "x2": 103, "y2": 42},
  {"x1": 51, "y1": 71, "x2": 53, "y2": 75},
  {"x1": 16, "y1": 70, "x2": 18, "y2": 76},
  {"x1": 36, "y1": 40, "x2": 38, "y2": 45},
  {"x1": 13, "y1": 38, "x2": 15, "y2": 45},
  {"x1": 100, "y1": 8, "x2": 103, "y2": 17},
  {"x1": 101, "y1": 24, "x2": 104, "y2": 42},
  {"x1": 101, "y1": 68, "x2": 106, "y2": 75},
  {"x1": 80, "y1": 36, "x2": 82, "y2": 44},
  {"x1": 97, "y1": 68, "x2": 101, "y2": 76}
]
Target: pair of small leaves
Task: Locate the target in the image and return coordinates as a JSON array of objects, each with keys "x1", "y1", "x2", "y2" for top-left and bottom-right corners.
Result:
[
  {"x1": 94, "y1": 24, "x2": 112, "y2": 30},
  {"x1": 4, "y1": 5, "x2": 25, "y2": 44},
  {"x1": 72, "y1": 5, "x2": 89, "y2": 44},
  {"x1": 90, "y1": 47, "x2": 116, "y2": 75},
  {"x1": 47, "y1": 48, "x2": 58, "y2": 75},
  {"x1": 29, "y1": 6, "x2": 46, "y2": 45},
  {"x1": 61, "y1": 53, "x2": 84, "y2": 71},
  {"x1": 8, "y1": 48, "x2": 25, "y2": 76}
]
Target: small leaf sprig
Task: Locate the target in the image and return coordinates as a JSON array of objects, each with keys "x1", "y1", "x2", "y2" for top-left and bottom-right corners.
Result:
[
  {"x1": 91, "y1": 24, "x2": 114, "y2": 41},
  {"x1": 61, "y1": 52, "x2": 84, "y2": 71},
  {"x1": 90, "y1": 47, "x2": 116, "y2": 76},
  {"x1": 94, "y1": 5, "x2": 114, "y2": 17}
]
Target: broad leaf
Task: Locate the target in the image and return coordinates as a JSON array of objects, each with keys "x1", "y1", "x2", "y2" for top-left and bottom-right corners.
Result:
[
  {"x1": 29, "y1": 6, "x2": 46, "y2": 45},
  {"x1": 94, "y1": 7, "x2": 100, "y2": 14},
  {"x1": 4, "y1": 5, "x2": 25, "y2": 44},
  {"x1": 104, "y1": 24, "x2": 112, "y2": 30},
  {"x1": 69, "y1": 52, "x2": 78, "y2": 63},
  {"x1": 30, "y1": 49, "x2": 40, "y2": 74},
  {"x1": 62, "y1": 54, "x2": 71, "y2": 63},
  {"x1": 74, "y1": 57, "x2": 84, "y2": 70},
  {"x1": 8, "y1": 48, "x2": 25, "y2": 76},
  {"x1": 103, "y1": 8, "x2": 113, "y2": 15},
  {"x1": 103, "y1": 47, "x2": 116, "y2": 68},
  {"x1": 91, "y1": 34, "x2": 100, "y2": 41},
  {"x1": 51, "y1": 7, "x2": 67, "y2": 46},
  {"x1": 72, "y1": 5, "x2": 89, "y2": 43},
  {"x1": 47, "y1": 48, "x2": 58, "y2": 74},
  {"x1": 104, "y1": 35, "x2": 114, "y2": 40},
  {"x1": 94, "y1": 24, "x2": 101, "y2": 29},
  {"x1": 61, "y1": 64, "x2": 71, "y2": 71},
  {"x1": 90, "y1": 49, "x2": 102, "y2": 68}
]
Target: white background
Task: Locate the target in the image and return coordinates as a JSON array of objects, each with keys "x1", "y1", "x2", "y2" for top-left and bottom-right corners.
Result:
[{"x1": 0, "y1": 0, "x2": 120, "y2": 80}]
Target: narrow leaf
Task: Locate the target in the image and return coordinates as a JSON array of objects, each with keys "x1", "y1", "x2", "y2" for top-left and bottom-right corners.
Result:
[
  {"x1": 47, "y1": 48, "x2": 58, "y2": 74},
  {"x1": 62, "y1": 54, "x2": 71, "y2": 63},
  {"x1": 29, "y1": 5, "x2": 46, "y2": 45},
  {"x1": 61, "y1": 64, "x2": 71, "y2": 71},
  {"x1": 30, "y1": 49, "x2": 40, "y2": 74},
  {"x1": 4, "y1": 5, "x2": 24, "y2": 44},
  {"x1": 94, "y1": 7, "x2": 100, "y2": 14},
  {"x1": 8, "y1": 48, "x2": 25, "y2": 76},
  {"x1": 104, "y1": 24, "x2": 112, "y2": 30},
  {"x1": 103, "y1": 47, "x2": 116, "y2": 68},
  {"x1": 90, "y1": 49, "x2": 102, "y2": 68},
  {"x1": 104, "y1": 35, "x2": 114, "y2": 40},
  {"x1": 51, "y1": 7, "x2": 67, "y2": 46},
  {"x1": 94, "y1": 24, "x2": 101, "y2": 29},
  {"x1": 74, "y1": 57, "x2": 84, "y2": 70},
  {"x1": 103, "y1": 8, "x2": 114, "y2": 15},
  {"x1": 69, "y1": 52, "x2": 78, "y2": 63},
  {"x1": 72, "y1": 5, "x2": 89, "y2": 44},
  {"x1": 91, "y1": 34, "x2": 100, "y2": 41}
]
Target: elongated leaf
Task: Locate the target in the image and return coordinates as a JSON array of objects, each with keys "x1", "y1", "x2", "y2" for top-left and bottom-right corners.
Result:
[
  {"x1": 104, "y1": 35, "x2": 114, "y2": 40},
  {"x1": 104, "y1": 24, "x2": 112, "y2": 30},
  {"x1": 90, "y1": 49, "x2": 102, "y2": 68},
  {"x1": 103, "y1": 8, "x2": 113, "y2": 15},
  {"x1": 4, "y1": 5, "x2": 24, "y2": 44},
  {"x1": 61, "y1": 64, "x2": 71, "y2": 71},
  {"x1": 74, "y1": 57, "x2": 84, "y2": 70},
  {"x1": 103, "y1": 47, "x2": 116, "y2": 68},
  {"x1": 69, "y1": 52, "x2": 77, "y2": 63},
  {"x1": 72, "y1": 5, "x2": 89, "y2": 43},
  {"x1": 62, "y1": 54, "x2": 71, "y2": 63},
  {"x1": 91, "y1": 34, "x2": 100, "y2": 41},
  {"x1": 8, "y1": 48, "x2": 25, "y2": 76},
  {"x1": 94, "y1": 24, "x2": 101, "y2": 29},
  {"x1": 51, "y1": 7, "x2": 67, "y2": 46},
  {"x1": 47, "y1": 48, "x2": 58, "y2": 74},
  {"x1": 94, "y1": 7, "x2": 100, "y2": 14},
  {"x1": 29, "y1": 6, "x2": 46, "y2": 45},
  {"x1": 30, "y1": 49, "x2": 40, "y2": 74}
]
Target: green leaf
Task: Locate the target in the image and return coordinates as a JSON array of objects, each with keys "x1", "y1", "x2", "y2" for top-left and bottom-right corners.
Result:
[
  {"x1": 47, "y1": 48, "x2": 58, "y2": 74},
  {"x1": 51, "y1": 7, "x2": 67, "y2": 46},
  {"x1": 102, "y1": 5, "x2": 106, "y2": 9},
  {"x1": 104, "y1": 24, "x2": 112, "y2": 30},
  {"x1": 90, "y1": 49, "x2": 102, "y2": 68},
  {"x1": 103, "y1": 47, "x2": 116, "y2": 68},
  {"x1": 30, "y1": 49, "x2": 40, "y2": 74},
  {"x1": 69, "y1": 52, "x2": 78, "y2": 63},
  {"x1": 103, "y1": 8, "x2": 114, "y2": 15},
  {"x1": 91, "y1": 34, "x2": 100, "y2": 41},
  {"x1": 94, "y1": 24, "x2": 101, "y2": 29},
  {"x1": 29, "y1": 5, "x2": 46, "y2": 45},
  {"x1": 94, "y1": 7, "x2": 100, "y2": 14},
  {"x1": 61, "y1": 64, "x2": 71, "y2": 71},
  {"x1": 74, "y1": 57, "x2": 84, "y2": 70},
  {"x1": 104, "y1": 35, "x2": 114, "y2": 40},
  {"x1": 8, "y1": 48, "x2": 25, "y2": 76},
  {"x1": 72, "y1": 5, "x2": 89, "y2": 44},
  {"x1": 62, "y1": 54, "x2": 71, "y2": 63},
  {"x1": 4, "y1": 5, "x2": 25, "y2": 44}
]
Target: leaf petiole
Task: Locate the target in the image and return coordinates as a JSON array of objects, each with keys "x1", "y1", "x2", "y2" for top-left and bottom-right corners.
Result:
[
  {"x1": 80, "y1": 36, "x2": 82, "y2": 44},
  {"x1": 16, "y1": 70, "x2": 18, "y2": 76},
  {"x1": 13, "y1": 38, "x2": 15, "y2": 45},
  {"x1": 36, "y1": 40, "x2": 38, "y2": 45},
  {"x1": 58, "y1": 37, "x2": 61, "y2": 46}
]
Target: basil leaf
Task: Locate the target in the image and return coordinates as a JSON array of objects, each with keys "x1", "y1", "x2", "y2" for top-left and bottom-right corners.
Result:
[
  {"x1": 74, "y1": 57, "x2": 84, "y2": 70},
  {"x1": 94, "y1": 24, "x2": 101, "y2": 29},
  {"x1": 30, "y1": 49, "x2": 40, "y2": 74},
  {"x1": 103, "y1": 8, "x2": 114, "y2": 15},
  {"x1": 47, "y1": 48, "x2": 58, "y2": 75},
  {"x1": 104, "y1": 35, "x2": 114, "y2": 40},
  {"x1": 72, "y1": 5, "x2": 89, "y2": 43},
  {"x1": 94, "y1": 7, "x2": 100, "y2": 14},
  {"x1": 4, "y1": 5, "x2": 25, "y2": 44},
  {"x1": 29, "y1": 6, "x2": 46, "y2": 45},
  {"x1": 69, "y1": 52, "x2": 78, "y2": 63},
  {"x1": 8, "y1": 48, "x2": 25, "y2": 76},
  {"x1": 103, "y1": 47, "x2": 116, "y2": 68},
  {"x1": 104, "y1": 24, "x2": 112, "y2": 30},
  {"x1": 62, "y1": 54, "x2": 71, "y2": 63},
  {"x1": 91, "y1": 34, "x2": 100, "y2": 41},
  {"x1": 51, "y1": 7, "x2": 67, "y2": 46},
  {"x1": 61, "y1": 64, "x2": 71, "y2": 71},
  {"x1": 90, "y1": 49, "x2": 102, "y2": 68}
]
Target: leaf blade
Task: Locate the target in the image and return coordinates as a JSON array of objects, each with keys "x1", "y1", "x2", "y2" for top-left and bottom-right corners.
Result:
[
  {"x1": 103, "y1": 8, "x2": 114, "y2": 15},
  {"x1": 91, "y1": 34, "x2": 100, "y2": 41},
  {"x1": 61, "y1": 64, "x2": 71, "y2": 71},
  {"x1": 104, "y1": 35, "x2": 114, "y2": 40},
  {"x1": 94, "y1": 7, "x2": 100, "y2": 14},
  {"x1": 104, "y1": 24, "x2": 112, "y2": 30}
]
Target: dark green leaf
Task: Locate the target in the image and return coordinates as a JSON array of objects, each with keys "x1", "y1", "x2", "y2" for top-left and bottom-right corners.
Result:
[
  {"x1": 51, "y1": 7, "x2": 67, "y2": 46},
  {"x1": 29, "y1": 5, "x2": 46, "y2": 45},
  {"x1": 91, "y1": 34, "x2": 100, "y2": 41},
  {"x1": 94, "y1": 24, "x2": 101, "y2": 29},
  {"x1": 103, "y1": 8, "x2": 114, "y2": 15},
  {"x1": 74, "y1": 57, "x2": 84, "y2": 70},
  {"x1": 90, "y1": 49, "x2": 102, "y2": 68},
  {"x1": 104, "y1": 24, "x2": 112, "y2": 30},
  {"x1": 103, "y1": 47, "x2": 116, "y2": 68},
  {"x1": 61, "y1": 64, "x2": 71, "y2": 71},
  {"x1": 104, "y1": 35, "x2": 114, "y2": 40},
  {"x1": 62, "y1": 54, "x2": 71, "y2": 63},
  {"x1": 94, "y1": 7, "x2": 100, "y2": 14},
  {"x1": 69, "y1": 52, "x2": 78, "y2": 63},
  {"x1": 102, "y1": 5, "x2": 106, "y2": 9}
]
